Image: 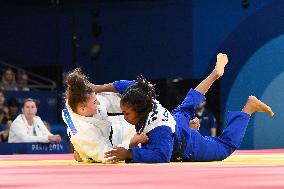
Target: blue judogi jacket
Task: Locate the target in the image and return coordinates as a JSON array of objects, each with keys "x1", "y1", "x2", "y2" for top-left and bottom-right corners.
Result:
[
  {"x1": 113, "y1": 80, "x2": 176, "y2": 163},
  {"x1": 171, "y1": 89, "x2": 206, "y2": 161}
]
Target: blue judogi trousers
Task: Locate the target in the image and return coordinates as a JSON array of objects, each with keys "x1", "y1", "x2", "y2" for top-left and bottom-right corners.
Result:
[{"x1": 172, "y1": 89, "x2": 250, "y2": 161}]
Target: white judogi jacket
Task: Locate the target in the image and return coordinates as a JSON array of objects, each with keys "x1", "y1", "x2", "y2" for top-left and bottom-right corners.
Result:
[
  {"x1": 62, "y1": 92, "x2": 135, "y2": 163},
  {"x1": 8, "y1": 114, "x2": 52, "y2": 143}
]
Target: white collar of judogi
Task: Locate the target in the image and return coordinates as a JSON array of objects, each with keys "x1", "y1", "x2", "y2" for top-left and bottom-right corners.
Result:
[{"x1": 142, "y1": 100, "x2": 176, "y2": 134}]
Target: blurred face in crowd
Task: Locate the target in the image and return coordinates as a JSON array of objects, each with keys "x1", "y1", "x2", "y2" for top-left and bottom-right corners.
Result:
[
  {"x1": 0, "y1": 107, "x2": 7, "y2": 116},
  {"x1": 22, "y1": 101, "x2": 37, "y2": 119},
  {"x1": 0, "y1": 107, "x2": 8, "y2": 125},
  {"x1": 77, "y1": 92, "x2": 100, "y2": 117},
  {"x1": 9, "y1": 105, "x2": 19, "y2": 116},
  {"x1": 196, "y1": 102, "x2": 206, "y2": 117},
  {"x1": 0, "y1": 91, "x2": 5, "y2": 105},
  {"x1": 19, "y1": 74, "x2": 28, "y2": 86},
  {"x1": 3, "y1": 69, "x2": 14, "y2": 83}
]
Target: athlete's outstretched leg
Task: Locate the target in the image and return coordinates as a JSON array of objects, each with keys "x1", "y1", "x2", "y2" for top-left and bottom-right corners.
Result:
[
  {"x1": 172, "y1": 53, "x2": 228, "y2": 120},
  {"x1": 188, "y1": 96, "x2": 274, "y2": 162},
  {"x1": 218, "y1": 96, "x2": 274, "y2": 150},
  {"x1": 195, "y1": 53, "x2": 228, "y2": 95}
]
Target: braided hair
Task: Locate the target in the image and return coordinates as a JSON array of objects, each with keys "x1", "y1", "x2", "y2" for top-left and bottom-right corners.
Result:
[
  {"x1": 120, "y1": 76, "x2": 157, "y2": 126},
  {"x1": 64, "y1": 68, "x2": 94, "y2": 113}
]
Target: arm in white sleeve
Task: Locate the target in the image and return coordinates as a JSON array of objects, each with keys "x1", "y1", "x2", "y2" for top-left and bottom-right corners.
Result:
[{"x1": 97, "y1": 92, "x2": 122, "y2": 113}]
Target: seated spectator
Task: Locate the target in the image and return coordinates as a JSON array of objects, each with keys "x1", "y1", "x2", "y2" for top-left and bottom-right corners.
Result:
[
  {"x1": 0, "y1": 120, "x2": 12, "y2": 143},
  {"x1": 18, "y1": 72, "x2": 30, "y2": 91},
  {"x1": 8, "y1": 98, "x2": 61, "y2": 143},
  {"x1": 0, "y1": 88, "x2": 8, "y2": 111},
  {"x1": 0, "y1": 90, "x2": 12, "y2": 143},
  {"x1": 0, "y1": 106, "x2": 9, "y2": 125},
  {"x1": 1, "y1": 68, "x2": 18, "y2": 91},
  {"x1": 0, "y1": 88, "x2": 4, "y2": 108},
  {"x1": 7, "y1": 97, "x2": 20, "y2": 121},
  {"x1": 195, "y1": 102, "x2": 218, "y2": 137}
]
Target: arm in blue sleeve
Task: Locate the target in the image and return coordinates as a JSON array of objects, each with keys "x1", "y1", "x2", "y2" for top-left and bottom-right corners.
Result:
[
  {"x1": 113, "y1": 80, "x2": 135, "y2": 94},
  {"x1": 127, "y1": 126, "x2": 174, "y2": 163},
  {"x1": 173, "y1": 89, "x2": 206, "y2": 118}
]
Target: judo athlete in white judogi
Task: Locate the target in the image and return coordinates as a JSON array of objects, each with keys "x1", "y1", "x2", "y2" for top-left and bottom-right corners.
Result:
[{"x1": 62, "y1": 69, "x2": 136, "y2": 163}]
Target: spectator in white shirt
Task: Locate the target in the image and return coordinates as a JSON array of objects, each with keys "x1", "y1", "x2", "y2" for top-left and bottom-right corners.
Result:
[{"x1": 8, "y1": 98, "x2": 61, "y2": 143}]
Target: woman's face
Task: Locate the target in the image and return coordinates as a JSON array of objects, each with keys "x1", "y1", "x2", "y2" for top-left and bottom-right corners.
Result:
[
  {"x1": 19, "y1": 74, "x2": 28, "y2": 86},
  {"x1": 78, "y1": 92, "x2": 100, "y2": 117},
  {"x1": 120, "y1": 103, "x2": 140, "y2": 125},
  {"x1": 4, "y1": 70, "x2": 14, "y2": 82},
  {"x1": 22, "y1": 101, "x2": 37, "y2": 118}
]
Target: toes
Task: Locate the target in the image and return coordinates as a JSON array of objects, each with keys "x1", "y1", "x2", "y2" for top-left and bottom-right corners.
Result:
[{"x1": 268, "y1": 108, "x2": 275, "y2": 117}]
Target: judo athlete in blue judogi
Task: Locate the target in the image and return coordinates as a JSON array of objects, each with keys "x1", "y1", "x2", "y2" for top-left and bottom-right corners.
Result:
[
  {"x1": 101, "y1": 53, "x2": 274, "y2": 163},
  {"x1": 101, "y1": 78, "x2": 176, "y2": 163}
]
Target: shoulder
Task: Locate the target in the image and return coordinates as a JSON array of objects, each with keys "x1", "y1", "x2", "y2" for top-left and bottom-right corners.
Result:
[
  {"x1": 11, "y1": 115, "x2": 24, "y2": 130},
  {"x1": 141, "y1": 103, "x2": 176, "y2": 134},
  {"x1": 146, "y1": 126, "x2": 173, "y2": 141},
  {"x1": 12, "y1": 115, "x2": 23, "y2": 125},
  {"x1": 35, "y1": 116, "x2": 44, "y2": 122}
]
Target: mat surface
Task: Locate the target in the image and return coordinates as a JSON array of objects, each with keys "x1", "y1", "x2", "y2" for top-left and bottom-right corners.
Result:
[{"x1": 1, "y1": 149, "x2": 284, "y2": 189}]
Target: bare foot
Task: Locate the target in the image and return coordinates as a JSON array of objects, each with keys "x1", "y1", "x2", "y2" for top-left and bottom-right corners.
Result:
[
  {"x1": 242, "y1": 96, "x2": 274, "y2": 116},
  {"x1": 74, "y1": 150, "x2": 83, "y2": 162},
  {"x1": 214, "y1": 53, "x2": 228, "y2": 78}
]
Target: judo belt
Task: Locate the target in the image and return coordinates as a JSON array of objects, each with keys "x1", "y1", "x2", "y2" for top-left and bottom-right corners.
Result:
[
  {"x1": 107, "y1": 113, "x2": 124, "y2": 116},
  {"x1": 171, "y1": 133, "x2": 187, "y2": 162}
]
